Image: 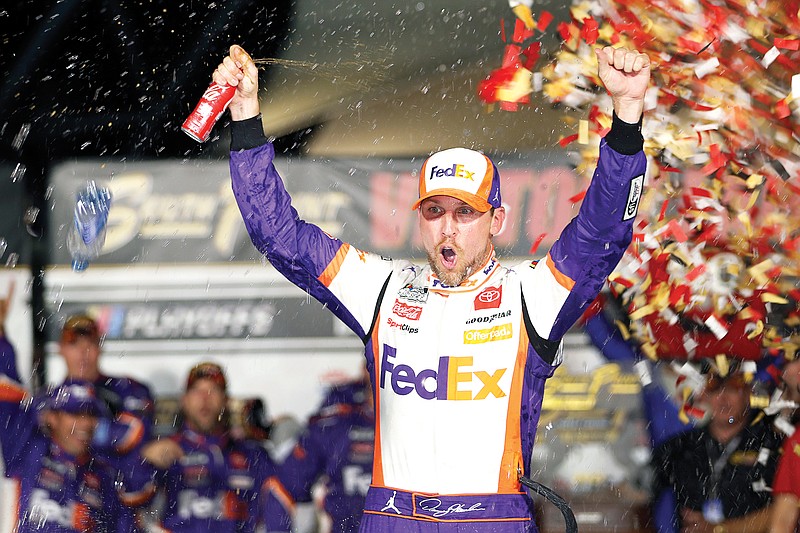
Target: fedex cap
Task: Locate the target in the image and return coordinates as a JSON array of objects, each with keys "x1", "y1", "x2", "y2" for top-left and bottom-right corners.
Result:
[
  {"x1": 47, "y1": 379, "x2": 108, "y2": 417},
  {"x1": 412, "y1": 147, "x2": 501, "y2": 212}
]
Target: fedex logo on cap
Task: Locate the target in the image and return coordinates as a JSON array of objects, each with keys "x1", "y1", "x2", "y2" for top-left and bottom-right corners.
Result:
[
  {"x1": 429, "y1": 164, "x2": 475, "y2": 181},
  {"x1": 380, "y1": 344, "x2": 506, "y2": 401}
]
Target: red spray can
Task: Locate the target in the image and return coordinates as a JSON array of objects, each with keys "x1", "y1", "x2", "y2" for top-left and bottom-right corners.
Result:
[{"x1": 181, "y1": 82, "x2": 237, "y2": 142}]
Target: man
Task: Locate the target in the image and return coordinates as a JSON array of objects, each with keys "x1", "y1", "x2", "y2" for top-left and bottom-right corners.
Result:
[
  {"x1": 141, "y1": 362, "x2": 292, "y2": 532},
  {"x1": 280, "y1": 378, "x2": 375, "y2": 532},
  {"x1": 57, "y1": 314, "x2": 154, "y2": 458},
  {"x1": 217, "y1": 41, "x2": 649, "y2": 531},
  {"x1": 768, "y1": 356, "x2": 800, "y2": 533},
  {"x1": 652, "y1": 370, "x2": 781, "y2": 533},
  {"x1": 0, "y1": 376, "x2": 153, "y2": 532}
]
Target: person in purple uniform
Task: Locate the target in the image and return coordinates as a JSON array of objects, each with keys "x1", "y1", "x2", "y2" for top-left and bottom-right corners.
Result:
[
  {"x1": 280, "y1": 379, "x2": 375, "y2": 532},
  {"x1": 0, "y1": 375, "x2": 152, "y2": 532},
  {"x1": 215, "y1": 41, "x2": 650, "y2": 532},
  {"x1": 141, "y1": 362, "x2": 292, "y2": 533},
  {"x1": 57, "y1": 314, "x2": 154, "y2": 460}
]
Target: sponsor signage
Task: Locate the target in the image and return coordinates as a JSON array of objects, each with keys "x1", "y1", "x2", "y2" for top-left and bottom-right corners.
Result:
[{"x1": 48, "y1": 151, "x2": 585, "y2": 265}]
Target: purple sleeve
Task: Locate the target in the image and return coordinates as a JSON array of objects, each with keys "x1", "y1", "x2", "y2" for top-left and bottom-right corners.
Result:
[
  {"x1": 262, "y1": 478, "x2": 294, "y2": 533},
  {"x1": 251, "y1": 445, "x2": 293, "y2": 532},
  {"x1": 93, "y1": 379, "x2": 154, "y2": 458},
  {"x1": 278, "y1": 424, "x2": 326, "y2": 502},
  {"x1": 230, "y1": 144, "x2": 384, "y2": 339},
  {"x1": 0, "y1": 379, "x2": 38, "y2": 474},
  {"x1": 546, "y1": 139, "x2": 646, "y2": 340},
  {"x1": 0, "y1": 336, "x2": 20, "y2": 382}
]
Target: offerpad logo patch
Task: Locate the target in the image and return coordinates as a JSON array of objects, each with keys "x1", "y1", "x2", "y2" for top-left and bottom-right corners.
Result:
[{"x1": 474, "y1": 286, "x2": 502, "y2": 310}]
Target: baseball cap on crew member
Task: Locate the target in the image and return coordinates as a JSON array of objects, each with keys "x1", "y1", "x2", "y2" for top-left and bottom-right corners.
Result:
[
  {"x1": 61, "y1": 314, "x2": 101, "y2": 344},
  {"x1": 412, "y1": 147, "x2": 502, "y2": 212},
  {"x1": 186, "y1": 362, "x2": 227, "y2": 392},
  {"x1": 47, "y1": 378, "x2": 108, "y2": 417}
]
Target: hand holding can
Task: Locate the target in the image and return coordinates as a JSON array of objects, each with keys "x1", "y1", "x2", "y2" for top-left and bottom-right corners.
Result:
[{"x1": 182, "y1": 45, "x2": 260, "y2": 142}]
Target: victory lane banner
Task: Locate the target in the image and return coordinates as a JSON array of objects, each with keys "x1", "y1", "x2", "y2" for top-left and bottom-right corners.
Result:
[{"x1": 48, "y1": 150, "x2": 585, "y2": 264}]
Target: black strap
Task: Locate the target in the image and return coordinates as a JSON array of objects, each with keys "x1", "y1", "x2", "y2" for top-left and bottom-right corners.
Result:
[
  {"x1": 519, "y1": 475, "x2": 578, "y2": 533},
  {"x1": 521, "y1": 291, "x2": 561, "y2": 365},
  {"x1": 363, "y1": 274, "x2": 392, "y2": 344}
]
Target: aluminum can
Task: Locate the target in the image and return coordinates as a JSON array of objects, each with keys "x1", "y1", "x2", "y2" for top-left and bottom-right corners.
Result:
[{"x1": 181, "y1": 82, "x2": 236, "y2": 142}]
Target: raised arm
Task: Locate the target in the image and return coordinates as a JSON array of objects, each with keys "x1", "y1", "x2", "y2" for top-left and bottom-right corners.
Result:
[
  {"x1": 220, "y1": 45, "x2": 396, "y2": 340},
  {"x1": 523, "y1": 46, "x2": 651, "y2": 348},
  {"x1": 0, "y1": 281, "x2": 20, "y2": 382}
]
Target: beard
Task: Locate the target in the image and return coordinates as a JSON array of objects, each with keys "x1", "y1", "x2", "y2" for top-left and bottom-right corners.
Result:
[{"x1": 426, "y1": 240, "x2": 491, "y2": 287}]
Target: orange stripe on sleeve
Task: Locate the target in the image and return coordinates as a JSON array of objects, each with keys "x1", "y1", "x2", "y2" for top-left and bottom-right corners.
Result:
[
  {"x1": 317, "y1": 243, "x2": 351, "y2": 287},
  {"x1": 370, "y1": 320, "x2": 385, "y2": 487},
  {"x1": 497, "y1": 323, "x2": 529, "y2": 493},
  {"x1": 115, "y1": 413, "x2": 145, "y2": 454},
  {"x1": 13, "y1": 479, "x2": 20, "y2": 527},
  {"x1": 545, "y1": 253, "x2": 575, "y2": 291},
  {"x1": 119, "y1": 482, "x2": 157, "y2": 508},
  {"x1": 0, "y1": 381, "x2": 26, "y2": 403},
  {"x1": 264, "y1": 476, "x2": 296, "y2": 512}
]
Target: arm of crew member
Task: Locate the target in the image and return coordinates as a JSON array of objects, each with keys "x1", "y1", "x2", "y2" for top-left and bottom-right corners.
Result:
[
  {"x1": 681, "y1": 506, "x2": 771, "y2": 533},
  {"x1": 769, "y1": 495, "x2": 800, "y2": 533},
  {"x1": 141, "y1": 438, "x2": 184, "y2": 470},
  {"x1": 0, "y1": 281, "x2": 20, "y2": 382}
]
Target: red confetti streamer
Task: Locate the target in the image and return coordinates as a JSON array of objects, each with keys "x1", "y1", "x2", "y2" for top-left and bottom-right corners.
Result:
[
  {"x1": 666, "y1": 219, "x2": 688, "y2": 242},
  {"x1": 522, "y1": 42, "x2": 541, "y2": 70},
  {"x1": 658, "y1": 200, "x2": 669, "y2": 221},
  {"x1": 537, "y1": 11, "x2": 554, "y2": 32},
  {"x1": 685, "y1": 264, "x2": 707, "y2": 282},
  {"x1": 774, "y1": 38, "x2": 800, "y2": 50},
  {"x1": 669, "y1": 285, "x2": 691, "y2": 307},
  {"x1": 580, "y1": 17, "x2": 599, "y2": 45},
  {"x1": 529, "y1": 233, "x2": 548, "y2": 255},
  {"x1": 558, "y1": 133, "x2": 579, "y2": 147},
  {"x1": 568, "y1": 190, "x2": 587, "y2": 203}
]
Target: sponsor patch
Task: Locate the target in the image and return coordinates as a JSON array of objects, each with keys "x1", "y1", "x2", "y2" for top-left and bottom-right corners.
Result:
[
  {"x1": 380, "y1": 345, "x2": 507, "y2": 400},
  {"x1": 392, "y1": 300, "x2": 422, "y2": 320},
  {"x1": 38, "y1": 468, "x2": 64, "y2": 491},
  {"x1": 474, "y1": 286, "x2": 502, "y2": 310},
  {"x1": 386, "y1": 317, "x2": 419, "y2": 334},
  {"x1": 398, "y1": 285, "x2": 429, "y2": 303},
  {"x1": 229, "y1": 452, "x2": 248, "y2": 470},
  {"x1": 623, "y1": 174, "x2": 644, "y2": 221},
  {"x1": 464, "y1": 323, "x2": 513, "y2": 344},
  {"x1": 182, "y1": 465, "x2": 210, "y2": 487},
  {"x1": 228, "y1": 474, "x2": 255, "y2": 490},
  {"x1": 465, "y1": 309, "x2": 511, "y2": 325}
]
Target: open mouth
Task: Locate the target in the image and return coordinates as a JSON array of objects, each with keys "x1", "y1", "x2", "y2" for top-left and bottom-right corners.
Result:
[{"x1": 440, "y1": 246, "x2": 458, "y2": 269}]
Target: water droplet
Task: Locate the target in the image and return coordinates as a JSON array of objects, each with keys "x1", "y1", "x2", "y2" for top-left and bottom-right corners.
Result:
[
  {"x1": 12, "y1": 123, "x2": 30, "y2": 151},
  {"x1": 23, "y1": 206, "x2": 40, "y2": 225},
  {"x1": 11, "y1": 163, "x2": 25, "y2": 182}
]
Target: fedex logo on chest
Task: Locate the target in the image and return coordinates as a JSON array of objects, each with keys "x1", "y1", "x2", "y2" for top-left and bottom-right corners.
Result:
[{"x1": 379, "y1": 344, "x2": 507, "y2": 401}]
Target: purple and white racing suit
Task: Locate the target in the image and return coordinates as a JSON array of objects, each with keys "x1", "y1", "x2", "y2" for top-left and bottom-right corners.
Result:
[
  {"x1": 0, "y1": 358, "x2": 152, "y2": 532},
  {"x1": 229, "y1": 114, "x2": 646, "y2": 532},
  {"x1": 280, "y1": 405, "x2": 374, "y2": 532},
  {"x1": 154, "y1": 426, "x2": 292, "y2": 533}
]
